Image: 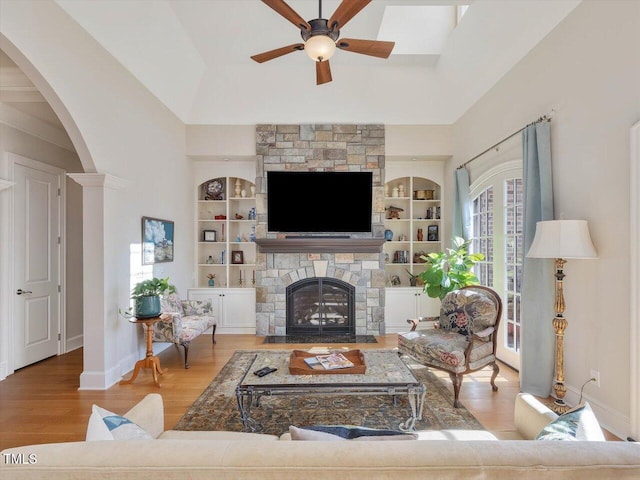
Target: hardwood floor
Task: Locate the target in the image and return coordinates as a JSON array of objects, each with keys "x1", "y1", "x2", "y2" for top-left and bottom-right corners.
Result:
[{"x1": 0, "y1": 333, "x2": 613, "y2": 450}]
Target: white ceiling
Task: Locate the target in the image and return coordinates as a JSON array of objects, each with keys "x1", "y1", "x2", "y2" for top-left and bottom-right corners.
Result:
[{"x1": 2, "y1": 0, "x2": 582, "y2": 126}]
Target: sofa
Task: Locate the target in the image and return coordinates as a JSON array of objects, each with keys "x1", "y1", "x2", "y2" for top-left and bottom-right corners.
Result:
[{"x1": 1, "y1": 393, "x2": 638, "y2": 479}]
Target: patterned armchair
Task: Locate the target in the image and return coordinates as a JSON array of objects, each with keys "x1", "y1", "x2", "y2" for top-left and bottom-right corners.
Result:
[
  {"x1": 150, "y1": 292, "x2": 217, "y2": 369},
  {"x1": 398, "y1": 285, "x2": 502, "y2": 408}
]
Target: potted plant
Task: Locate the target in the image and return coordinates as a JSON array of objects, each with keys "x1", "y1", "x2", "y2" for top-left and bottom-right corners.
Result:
[
  {"x1": 417, "y1": 237, "x2": 484, "y2": 300},
  {"x1": 405, "y1": 269, "x2": 419, "y2": 287},
  {"x1": 126, "y1": 277, "x2": 176, "y2": 318}
]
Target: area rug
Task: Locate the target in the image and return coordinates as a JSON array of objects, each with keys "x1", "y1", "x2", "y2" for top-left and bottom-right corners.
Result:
[
  {"x1": 173, "y1": 350, "x2": 484, "y2": 435},
  {"x1": 263, "y1": 334, "x2": 377, "y2": 344}
]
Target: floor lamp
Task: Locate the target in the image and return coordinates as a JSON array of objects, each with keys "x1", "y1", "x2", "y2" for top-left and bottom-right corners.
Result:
[{"x1": 526, "y1": 220, "x2": 597, "y2": 413}]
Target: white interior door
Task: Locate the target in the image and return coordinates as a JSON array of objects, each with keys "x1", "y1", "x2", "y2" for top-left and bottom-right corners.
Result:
[{"x1": 13, "y1": 157, "x2": 63, "y2": 370}]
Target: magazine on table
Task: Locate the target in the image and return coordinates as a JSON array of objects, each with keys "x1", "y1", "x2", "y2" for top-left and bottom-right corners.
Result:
[{"x1": 304, "y1": 352, "x2": 354, "y2": 370}]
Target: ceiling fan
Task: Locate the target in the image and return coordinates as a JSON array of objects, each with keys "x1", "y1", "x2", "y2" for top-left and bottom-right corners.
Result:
[{"x1": 251, "y1": 0, "x2": 395, "y2": 85}]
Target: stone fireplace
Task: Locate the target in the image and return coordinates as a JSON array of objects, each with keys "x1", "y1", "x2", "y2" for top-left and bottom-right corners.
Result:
[{"x1": 254, "y1": 124, "x2": 387, "y2": 336}]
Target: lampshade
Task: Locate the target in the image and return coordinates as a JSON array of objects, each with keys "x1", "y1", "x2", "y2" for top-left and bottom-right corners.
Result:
[
  {"x1": 526, "y1": 220, "x2": 598, "y2": 259},
  {"x1": 305, "y1": 35, "x2": 336, "y2": 62}
]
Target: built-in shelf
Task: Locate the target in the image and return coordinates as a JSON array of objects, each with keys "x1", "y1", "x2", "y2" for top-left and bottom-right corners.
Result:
[{"x1": 255, "y1": 238, "x2": 385, "y2": 254}]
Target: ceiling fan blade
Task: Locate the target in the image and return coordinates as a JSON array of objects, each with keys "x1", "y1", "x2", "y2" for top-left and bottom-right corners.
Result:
[
  {"x1": 262, "y1": 0, "x2": 311, "y2": 31},
  {"x1": 337, "y1": 38, "x2": 395, "y2": 58},
  {"x1": 316, "y1": 60, "x2": 332, "y2": 85},
  {"x1": 251, "y1": 43, "x2": 304, "y2": 63},
  {"x1": 328, "y1": 0, "x2": 372, "y2": 30}
]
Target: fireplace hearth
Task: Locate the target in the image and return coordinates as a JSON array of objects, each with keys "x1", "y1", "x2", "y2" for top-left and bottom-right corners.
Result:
[{"x1": 286, "y1": 277, "x2": 355, "y2": 335}]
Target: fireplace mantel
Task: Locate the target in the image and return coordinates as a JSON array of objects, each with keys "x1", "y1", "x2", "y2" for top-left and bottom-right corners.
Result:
[{"x1": 255, "y1": 238, "x2": 385, "y2": 254}]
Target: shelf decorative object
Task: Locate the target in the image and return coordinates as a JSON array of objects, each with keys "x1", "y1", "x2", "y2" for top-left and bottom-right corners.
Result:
[
  {"x1": 386, "y1": 205, "x2": 403, "y2": 219},
  {"x1": 232, "y1": 250, "x2": 244, "y2": 264},
  {"x1": 203, "y1": 230, "x2": 217, "y2": 242},
  {"x1": 203, "y1": 178, "x2": 224, "y2": 201}
]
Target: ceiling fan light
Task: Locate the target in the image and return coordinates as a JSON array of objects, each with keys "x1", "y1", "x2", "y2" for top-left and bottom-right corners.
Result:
[{"x1": 305, "y1": 35, "x2": 336, "y2": 62}]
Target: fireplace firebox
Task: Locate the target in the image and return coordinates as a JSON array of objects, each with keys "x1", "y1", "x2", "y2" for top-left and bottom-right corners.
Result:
[{"x1": 286, "y1": 278, "x2": 355, "y2": 335}]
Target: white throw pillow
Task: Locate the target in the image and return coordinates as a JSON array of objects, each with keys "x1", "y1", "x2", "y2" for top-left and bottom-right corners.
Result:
[{"x1": 86, "y1": 405, "x2": 153, "y2": 441}]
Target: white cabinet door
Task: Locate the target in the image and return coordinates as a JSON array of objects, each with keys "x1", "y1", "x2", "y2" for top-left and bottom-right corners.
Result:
[
  {"x1": 416, "y1": 290, "x2": 440, "y2": 319},
  {"x1": 385, "y1": 288, "x2": 420, "y2": 333},
  {"x1": 188, "y1": 288, "x2": 255, "y2": 334},
  {"x1": 385, "y1": 288, "x2": 440, "y2": 333},
  {"x1": 220, "y1": 288, "x2": 256, "y2": 332}
]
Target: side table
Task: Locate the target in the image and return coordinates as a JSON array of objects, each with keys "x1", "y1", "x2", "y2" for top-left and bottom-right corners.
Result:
[{"x1": 119, "y1": 316, "x2": 166, "y2": 388}]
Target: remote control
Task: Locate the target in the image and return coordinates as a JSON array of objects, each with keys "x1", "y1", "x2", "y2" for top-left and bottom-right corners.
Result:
[{"x1": 256, "y1": 367, "x2": 277, "y2": 377}]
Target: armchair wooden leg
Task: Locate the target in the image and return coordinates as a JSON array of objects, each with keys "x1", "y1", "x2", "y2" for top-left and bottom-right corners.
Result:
[
  {"x1": 211, "y1": 325, "x2": 217, "y2": 344},
  {"x1": 449, "y1": 372, "x2": 463, "y2": 408},
  {"x1": 490, "y1": 362, "x2": 500, "y2": 392},
  {"x1": 182, "y1": 343, "x2": 190, "y2": 369}
]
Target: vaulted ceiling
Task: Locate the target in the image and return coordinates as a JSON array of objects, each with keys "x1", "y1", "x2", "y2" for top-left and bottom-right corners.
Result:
[{"x1": 2, "y1": 0, "x2": 582, "y2": 126}]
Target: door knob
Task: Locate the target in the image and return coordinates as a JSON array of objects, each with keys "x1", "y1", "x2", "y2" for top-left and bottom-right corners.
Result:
[{"x1": 16, "y1": 289, "x2": 32, "y2": 295}]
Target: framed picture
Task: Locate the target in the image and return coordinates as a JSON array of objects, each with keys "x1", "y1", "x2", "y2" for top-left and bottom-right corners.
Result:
[
  {"x1": 203, "y1": 230, "x2": 217, "y2": 242},
  {"x1": 142, "y1": 216, "x2": 174, "y2": 265},
  {"x1": 427, "y1": 225, "x2": 439, "y2": 242},
  {"x1": 231, "y1": 250, "x2": 244, "y2": 264}
]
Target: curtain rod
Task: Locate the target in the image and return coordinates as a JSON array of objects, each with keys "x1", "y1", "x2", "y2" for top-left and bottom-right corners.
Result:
[{"x1": 458, "y1": 113, "x2": 553, "y2": 170}]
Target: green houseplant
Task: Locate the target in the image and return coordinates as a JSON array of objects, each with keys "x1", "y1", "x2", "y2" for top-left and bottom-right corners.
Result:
[
  {"x1": 417, "y1": 237, "x2": 484, "y2": 300},
  {"x1": 125, "y1": 277, "x2": 176, "y2": 318}
]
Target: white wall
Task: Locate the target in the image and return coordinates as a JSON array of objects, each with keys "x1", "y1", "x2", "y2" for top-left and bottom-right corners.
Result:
[
  {"x1": 0, "y1": 0, "x2": 192, "y2": 388},
  {"x1": 450, "y1": 0, "x2": 640, "y2": 438}
]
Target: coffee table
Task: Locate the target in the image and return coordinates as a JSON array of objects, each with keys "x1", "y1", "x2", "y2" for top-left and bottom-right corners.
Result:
[{"x1": 235, "y1": 350, "x2": 426, "y2": 432}]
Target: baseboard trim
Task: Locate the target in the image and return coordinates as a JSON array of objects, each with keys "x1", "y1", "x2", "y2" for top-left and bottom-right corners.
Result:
[{"x1": 65, "y1": 334, "x2": 83, "y2": 353}]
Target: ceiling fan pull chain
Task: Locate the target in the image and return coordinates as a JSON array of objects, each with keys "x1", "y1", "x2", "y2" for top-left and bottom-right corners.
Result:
[{"x1": 319, "y1": 0, "x2": 322, "y2": 19}]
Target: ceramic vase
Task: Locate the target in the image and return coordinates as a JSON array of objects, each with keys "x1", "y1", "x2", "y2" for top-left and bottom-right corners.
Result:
[{"x1": 134, "y1": 296, "x2": 160, "y2": 318}]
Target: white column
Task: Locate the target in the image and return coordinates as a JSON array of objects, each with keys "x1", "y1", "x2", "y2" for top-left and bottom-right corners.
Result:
[
  {"x1": 0, "y1": 178, "x2": 16, "y2": 380},
  {"x1": 67, "y1": 173, "x2": 130, "y2": 390}
]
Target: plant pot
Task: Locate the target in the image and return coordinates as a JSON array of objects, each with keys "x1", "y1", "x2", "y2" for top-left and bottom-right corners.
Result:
[{"x1": 135, "y1": 295, "x2": 161, "y2": 318}]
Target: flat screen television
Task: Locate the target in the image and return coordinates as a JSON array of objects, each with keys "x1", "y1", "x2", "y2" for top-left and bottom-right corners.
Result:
[{"x1": 267, "y1": 171, "x2": 373, "y2": 233}]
